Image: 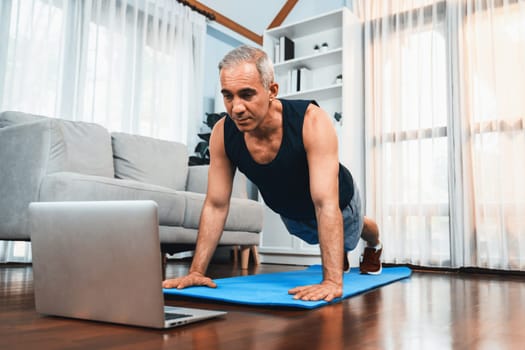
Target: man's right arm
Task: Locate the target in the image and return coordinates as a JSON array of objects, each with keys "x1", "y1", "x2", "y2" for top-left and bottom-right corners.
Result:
[{"x1": 162, "y1": 118, "x2": 234, "y2": 289}]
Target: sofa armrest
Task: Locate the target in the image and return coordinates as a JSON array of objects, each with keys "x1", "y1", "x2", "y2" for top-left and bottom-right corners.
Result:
[
  {"x1": 0, "y1": 110, "x2": 48, "y2": 128},
  {"x1": 0, "y1": 121, "x2": 52, "y2": 239},
  {"x1": 186, "y1": 165, "x2": 251, "y2": 199},
  {"x1": 0, "y1": 115, "x2": 114, "y2": 240}
]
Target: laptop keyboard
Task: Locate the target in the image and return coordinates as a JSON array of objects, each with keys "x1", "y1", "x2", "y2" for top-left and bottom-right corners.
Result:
[{"x1": 165, "y1": 312, "x2": 192, "y2": 321}]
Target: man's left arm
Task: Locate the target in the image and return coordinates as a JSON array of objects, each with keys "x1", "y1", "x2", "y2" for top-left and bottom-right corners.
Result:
[{"x1": 288, "y1": 103, "x2": 344, "y2": 302}]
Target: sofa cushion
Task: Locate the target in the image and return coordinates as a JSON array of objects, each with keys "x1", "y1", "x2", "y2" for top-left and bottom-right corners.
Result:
[
  {"x1": 47, "y1": 119, "x2": 115, "y2": 177},
  {"x1": 112, "y1": 132, "x2": 188, "y2": 191},
  {"x1": 40, "y1": 172, "x2": 186, "y2": 226},
  {"x1": 0, "y1": 112, "x2": 114, "y2": 178},
  {"x1": 182, "y1": 192, "x2": 264, "y2": 232}
]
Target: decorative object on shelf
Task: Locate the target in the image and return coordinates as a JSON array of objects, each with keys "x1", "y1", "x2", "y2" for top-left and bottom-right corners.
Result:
[
  {"x1": 333, "y1": 112, "x2": 342, "y2": 122},
  {"x1": 320, "y1": 42, "x2": 329, "y2": 53},
  {"x1": 188, "y1": 112, "x2": 228, "y2": 165},
  {"x1": 335, "y1": 74, "x2": 343, "y2": 84},
  {"x1": 313, "y1": 44, "x2": 320, "y2": 53}
]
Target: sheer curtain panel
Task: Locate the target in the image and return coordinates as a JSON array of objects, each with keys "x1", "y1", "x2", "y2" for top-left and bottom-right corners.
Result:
[
  {"x1": 0, "y1": 0, "x2": 206, "y2": 262},
  {"x1": 354, "y1": 0, "x2": 525, "y2": 270}
]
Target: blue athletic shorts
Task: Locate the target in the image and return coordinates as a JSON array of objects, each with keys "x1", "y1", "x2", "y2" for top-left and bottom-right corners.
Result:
[{"x1": 280, "y1": 180, "x2": 364, "y2": 252}]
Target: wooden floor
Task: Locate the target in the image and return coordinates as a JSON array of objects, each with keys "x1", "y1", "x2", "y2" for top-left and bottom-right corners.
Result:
[{"x1": 1, "y1": 259, "x2": 525, "y2": 350}]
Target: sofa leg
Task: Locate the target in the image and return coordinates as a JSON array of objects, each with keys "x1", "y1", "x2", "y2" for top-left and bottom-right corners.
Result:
[
  {"x1": 240, "y1": 245, "x2": 250, "y2": 269},
  {"x1": 250, "y1": 245, "x2": 260, "y2": 266},
  {"x1": 233, "y1": 245, "x2": 260, "y2": 269}
]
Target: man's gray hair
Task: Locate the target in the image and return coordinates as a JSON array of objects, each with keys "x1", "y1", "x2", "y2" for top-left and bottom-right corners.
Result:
[{"x1": 218, "y1": 45, "x2": 274, "y2": 89}]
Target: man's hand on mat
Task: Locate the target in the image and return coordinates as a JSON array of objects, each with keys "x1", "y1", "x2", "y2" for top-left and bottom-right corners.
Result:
[
  {"x1": 288, "y1": 280, "x2": 343, "y2": 302},
  {"x1": 162, "y1": 271, "x2": 217, "y2": 289}
]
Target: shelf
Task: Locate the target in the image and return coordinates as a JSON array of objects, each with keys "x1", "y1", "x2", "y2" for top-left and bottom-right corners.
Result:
[
  {"x1": 273, "y1": 48, "x2": 342, "y2": 72},
  {"x1": 279, "y1": 84, "x2": 342, "y2": 100},
  {"x1": 265, "y1": 9, "x2": 343, "y2": 39},
  {"x1": 260, "y1": 7, "x2": 363, "y2": 263}
]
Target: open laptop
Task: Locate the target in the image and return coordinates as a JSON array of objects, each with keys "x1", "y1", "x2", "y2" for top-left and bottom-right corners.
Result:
[{"x1": 29, "y1": 200, "x2": 226, "y2": 329}]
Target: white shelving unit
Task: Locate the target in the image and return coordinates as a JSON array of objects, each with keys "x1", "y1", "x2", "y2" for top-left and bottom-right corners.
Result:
[{"x1": 259, "y1": 8, "x2": 364, "y2": 266}]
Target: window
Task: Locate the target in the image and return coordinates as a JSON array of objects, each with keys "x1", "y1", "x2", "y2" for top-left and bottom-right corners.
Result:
[{"x1": 369, "y1": 4, "x2": 450, "y2": 265}]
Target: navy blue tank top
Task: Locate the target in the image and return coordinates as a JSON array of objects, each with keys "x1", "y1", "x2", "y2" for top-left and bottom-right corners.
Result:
[{"x1": 224, "y1": 99, "x2": 354, "y2": 220}]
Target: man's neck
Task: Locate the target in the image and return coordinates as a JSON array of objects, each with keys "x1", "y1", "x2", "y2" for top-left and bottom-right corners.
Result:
[
  {"x1": 243, "y1": 100, "x2": 283, "y2": 164},
  {"x1": 247, "y1": 100, "x2": 282, "y2": 140}
]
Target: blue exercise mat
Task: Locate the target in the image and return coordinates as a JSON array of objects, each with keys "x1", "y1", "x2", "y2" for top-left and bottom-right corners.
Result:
[{"x1": 163, "y1": 265, "x2": 412, "y2": 309}]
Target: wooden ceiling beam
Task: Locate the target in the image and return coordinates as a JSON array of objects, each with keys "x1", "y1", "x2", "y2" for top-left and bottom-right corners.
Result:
[
  {"x1": 267, "y1": 0, "x2": 299, "y2": 29},
  {"x1": 181, "y1": 1, "x2": 297, "y2": 46},
  {"x1": 185, "y1": 0, "x2": 263, "y2": 45}
]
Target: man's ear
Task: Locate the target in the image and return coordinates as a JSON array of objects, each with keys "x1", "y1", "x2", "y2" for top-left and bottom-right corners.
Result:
[{"x1": 269, "y1": 82, "x2": 279, "y2": 100}]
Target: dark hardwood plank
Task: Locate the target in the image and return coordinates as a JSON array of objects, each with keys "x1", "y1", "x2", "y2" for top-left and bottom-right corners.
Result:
[{"x1": 1, "y1": 260, "x2": 524, "y2": 349}]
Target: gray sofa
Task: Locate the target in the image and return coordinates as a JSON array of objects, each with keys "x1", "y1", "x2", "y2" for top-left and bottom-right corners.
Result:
[{"x1": 0, "y1": 111, "x2": 263, "y2": 268}]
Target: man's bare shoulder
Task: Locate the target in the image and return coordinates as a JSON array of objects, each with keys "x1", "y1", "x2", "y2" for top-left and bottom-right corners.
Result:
[
  {"x1": 303, "y1": 103, "x2": 333, "y2": 135},
  {"x1": 209, "y1": 117, "x2": 228, "y2": 157},
  {"x1": 214, "y1": 115, "x2": 227, "y2": 131}
]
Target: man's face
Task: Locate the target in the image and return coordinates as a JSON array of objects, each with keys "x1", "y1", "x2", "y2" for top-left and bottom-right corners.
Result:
[{"x1": 220, "y1": 62, "x2": 271, "y2": 132}]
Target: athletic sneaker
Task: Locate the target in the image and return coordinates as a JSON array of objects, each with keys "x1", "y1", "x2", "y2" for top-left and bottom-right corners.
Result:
[{"x1": 359, "y1": 244, "x2": 382, "y2": 275}]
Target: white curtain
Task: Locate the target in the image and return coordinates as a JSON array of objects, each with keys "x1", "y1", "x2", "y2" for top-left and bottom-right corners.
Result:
[
  {"x1": 0, "y1": 0, "x2": 206, "y2": 262},
  {"x1": 354, "y1": 0, "x2": 525, "y2": 270}
]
